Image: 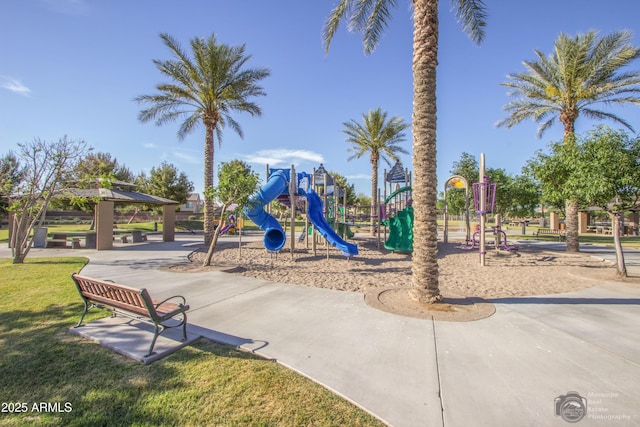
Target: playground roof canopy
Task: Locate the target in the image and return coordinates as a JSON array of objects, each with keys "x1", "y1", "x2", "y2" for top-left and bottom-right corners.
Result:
[
  {"x1": 58, "y1": 188, "x2": 179, "y2": 205},
  {"x1": 314, "y1": 164, "x2": 334, "y2": 185},
  {"x1": 386, "y1": 161, "x2": 408, "y2": 183}
]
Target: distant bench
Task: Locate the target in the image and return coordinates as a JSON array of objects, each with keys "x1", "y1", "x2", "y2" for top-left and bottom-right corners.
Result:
[
  {"x1": 71, "y1": 273, "x2": 190, "y2": 356},
  {"x1": 115, "y1": 230, "x2": 147, "y2": 243},
  {"x1": 47, "y1": 233, "x2": 82, "y2": 249},
  {"x1": 533, "y1": 228, "x2": 566, "y2": 241}
]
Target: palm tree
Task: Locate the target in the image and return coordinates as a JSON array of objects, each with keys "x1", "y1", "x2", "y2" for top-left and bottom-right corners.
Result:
[
  {"x1": 497, "y1": 30, "x2": 640, "y2": 252},
  {"x1": 324, "y1": 0, "x2": 487, "y2": 303},
  {"x1": 136, "y1": 33, "x2": 270, "y2": 244},
  {"x1": 342, "y1": 108, "x2": 409, "y2": 236}
]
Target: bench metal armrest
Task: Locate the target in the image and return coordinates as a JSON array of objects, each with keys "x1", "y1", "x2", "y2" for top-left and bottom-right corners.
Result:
[
  {"x1": 153, "y1": 295, "x2": 189, "y2": 322},
  {"x1": 154, "y1": 295, "x2": 187, "y2": 308}
]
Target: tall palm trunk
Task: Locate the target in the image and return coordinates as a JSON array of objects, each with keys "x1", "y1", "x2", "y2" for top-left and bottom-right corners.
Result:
[
  {"x1": 370, "y1": 153, "x2": 379, "y2": 237},
  {"x1": 203, "y1": 122, "x2": 215, "y2": 245},
  {"x1": 410, "y1": 0, "x2": 442, "y2": 303},
  {"x1": 564, "y1": 199, "x2": 579, "y2": 252},
  {"x1": 562, "y1": 118, "x2": 580, "y2": 252}
]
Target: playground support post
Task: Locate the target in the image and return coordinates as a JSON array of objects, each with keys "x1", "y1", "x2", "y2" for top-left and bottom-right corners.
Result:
[
  {"x1": 290, "y1": 164, "x2": 296, "y2": 259},
  {"x1": 312, "y1": 167, "x2": 317, "y2": 256},
  {"x1": 479, "y1": 153, "x2": 486, "y2": 266},
  {"x1": 377, "y1": 188, "x2": 382, "y2": 249},
  {"x1": 343, "y1": 189, "x2": 347, "y2": 239},
  {"x1": 382, "y1": 172, "x2": 386, "y2": 250},
  {"x1": 324, "y1": 171, "x2": 330, "y2": 260},
  {"x1": 495, "y1": 213, "x2": 502, "y2": 250},
  {"x1": 443, "y1": 175, "x2": 470, "y2": 245}
]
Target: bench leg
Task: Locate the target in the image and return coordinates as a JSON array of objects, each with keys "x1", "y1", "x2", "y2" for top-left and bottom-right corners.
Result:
[
  {"x1": 76, "y1": 301, "x2": 90, "y2": 327},
  {"x1": 181, "y1": 313, "x2": 188, "y2": 341},
  {"x1": 146, "y1": 323, "x2": 164, "y2": 357}
]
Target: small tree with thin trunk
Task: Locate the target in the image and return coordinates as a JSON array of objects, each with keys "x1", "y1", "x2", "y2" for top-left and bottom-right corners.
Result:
[
  {"x1": 202, "y1": 160, "x2": 259, "y2": 266},
  {"x1": 4, "y1": 136, "x2": 91, "y2": 263},
  {"x1": 570, "y1": 127, "x2": 639, "y2": 277},
  {"x1": 532, "y1": 126, "x2": 640, "y2": 276}
]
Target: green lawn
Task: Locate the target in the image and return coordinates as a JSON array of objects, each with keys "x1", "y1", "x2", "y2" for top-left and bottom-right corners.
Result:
[
  {"x1": 0, "y1": 257, "x2": 383, "y2": 426},
  {"x1": 514, "y1": 233, "x2": 640, "y2": 248}
]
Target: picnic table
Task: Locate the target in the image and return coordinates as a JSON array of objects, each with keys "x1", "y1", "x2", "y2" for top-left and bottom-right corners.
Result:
[
  {"x1": 114, "y1": 229, "x2": 146, "y2": 243},
  {"x1": 45, "y1": 231, "x2": 97, "y2": 249}
]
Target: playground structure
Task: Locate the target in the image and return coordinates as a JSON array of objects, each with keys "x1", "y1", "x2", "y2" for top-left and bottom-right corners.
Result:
[
  {"x1": 457, "y1": 153, "x2": 517, "y2": 264},
  {"x1": 459, "y1": 222, "x2": 518, "y2": 254},
  {"x1": 242, "y1": 154, "x2": 523, "y2": 265},
  {"x1": 244, "y1": 164, "x2": 358, "y2": 258},
  {"x1": 442, "y1": 175, "x2": 471, "y2": 245},
  {"x1": 380, "y1": 161, "x2": 413, "y2": 252}
]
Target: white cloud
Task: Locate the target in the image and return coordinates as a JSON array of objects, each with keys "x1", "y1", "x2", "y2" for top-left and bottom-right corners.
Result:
[
  {"x1": 172, "y1": 150, "x2": 201, "y2": 165},
  {"x1": 241, "y1": 149, "x2": 324, "y2": 167},
  {"x1": 0, "y1": 77, "x2": 31, "y2": 96},
  {"x1": 345, "y1": 173, "x2": 371, "y2": 180},
  {"x1": 143, "y1": 143, "x2": 157, "y2": 149}
]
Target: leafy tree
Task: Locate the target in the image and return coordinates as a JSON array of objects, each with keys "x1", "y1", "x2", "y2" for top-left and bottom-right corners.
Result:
[
  {"x1": 324, "y1": 0, "x2": 488, "y2": 303},
  {"x1": 528, "y1": 143, "x2": 577, "y2": 218},
  {"x1": 328, "y1": 171, "x2": 358, "y2": 206},
  {"x1": 3, "y1": 136, "x2": 90, "y2": 263},
  {"x1": 447, "y1": 152, "x2": 478, "y2": 216},
  {"x1": 355, "y1": 193, "x2": 371, "y2": 206},
  {"x1": 147, "y1": 161, "x2": 194, "y2": 205},
  {"x1": 342, "y1": 108, "x2": 409, "y2": 236},
  {"x1": 448, "y1": 153, "x2": 510, "y2": 217},
  {"x1": 134, "y1": 171, "x2": 150, "y2": 194},
  {"x1": 505, "y1": 171, "x2": 541, "y2": 219},
  {"x1": 136, "y1": 33, "x2": 270, "y2": 245},
  {"x1": 498, "y1": 30, "x2": 640, "y2": 252},
  {"x1": 532, "y1": 126, "x2": 640, "y2": 276},
  {"x1": 524, "y1": 156, "x2": 565, "y2": 215},
  {"x1": 202, "y1": 160, "x2": 260, "y2": 266},
  {"x1": 72, "y1": 152, "x2": 134, "y2": 187},
  {"x1": 0, "y1": 152, "x2": 25, "y2": 216},
  {"x1": 61, "y1": 151, "x2": 135, "y2": 215},
  {"x1": 577, "y1": 127, "x2": 640, "y2": 276},
  {"x1": 486, "y1": 168, "x2": 512, "y2": 217},
  {"x1": 448, "y1": 152, "x2": 541, "y2": 220}
]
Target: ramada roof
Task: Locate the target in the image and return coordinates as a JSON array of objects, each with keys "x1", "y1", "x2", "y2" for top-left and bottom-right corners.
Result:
[{"x1": 58, "y1": 188, "x2": 179, "y2": 205}]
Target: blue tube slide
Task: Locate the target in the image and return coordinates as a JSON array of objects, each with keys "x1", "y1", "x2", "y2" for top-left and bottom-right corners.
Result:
[
  {"x1": 302, "y1": 188, "x2": 358, "y2": 257},
  {"x1": 244, "y1": 170, "x2": 288, "y2": 251}
]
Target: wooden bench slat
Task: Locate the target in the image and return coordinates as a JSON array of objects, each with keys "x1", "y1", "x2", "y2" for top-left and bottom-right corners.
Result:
[{"x1": 533, "y1": 228, "x2": 566, "y2": 241}]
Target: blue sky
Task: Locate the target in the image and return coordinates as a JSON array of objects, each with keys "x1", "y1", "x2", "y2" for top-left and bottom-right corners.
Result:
[{"x1": 2, "y1": 0, "x2": 640, "y2": 198}]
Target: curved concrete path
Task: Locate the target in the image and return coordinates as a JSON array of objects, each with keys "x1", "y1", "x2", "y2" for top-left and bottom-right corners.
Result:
[{"x1": 6, "y1": 234, "x2": 640, "y2": 426}]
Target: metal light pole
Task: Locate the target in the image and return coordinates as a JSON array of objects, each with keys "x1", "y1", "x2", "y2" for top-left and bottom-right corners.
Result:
[{"x1": 479, "y1": 153, "x2": 486, "y2": 266}]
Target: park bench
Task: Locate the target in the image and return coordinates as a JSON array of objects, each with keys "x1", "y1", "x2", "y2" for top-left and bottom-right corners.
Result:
[
  {"x1": 533, "y1": 228, "x2": 566, "y2": 241},
  {"x1": 46, "y1": 238, "x2": 69, "y2": 248},
  {"x1": 71, "y1": 273, "x2": 190, "y2": 356},
  {"x1": 115, "y1": 230, "x2": 147, "y2": 243},
  {"x1": 46, "y1": 233, "x2": 82, "y2": 248}
]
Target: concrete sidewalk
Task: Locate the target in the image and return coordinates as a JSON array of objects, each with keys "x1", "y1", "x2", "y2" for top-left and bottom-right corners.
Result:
[{"x1": 6, "y1": 235, "x2": 640, "y2": 426}]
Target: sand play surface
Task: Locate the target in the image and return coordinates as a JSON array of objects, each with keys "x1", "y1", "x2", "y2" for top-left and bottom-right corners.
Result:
[{"x1": 164, "y1": 235, "x2": 636, "y2": 321}]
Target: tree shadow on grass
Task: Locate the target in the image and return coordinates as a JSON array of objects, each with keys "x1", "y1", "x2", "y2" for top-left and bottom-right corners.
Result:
[{"x1": 0, "y1": 304, "x2": 275, "y2": 426}]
